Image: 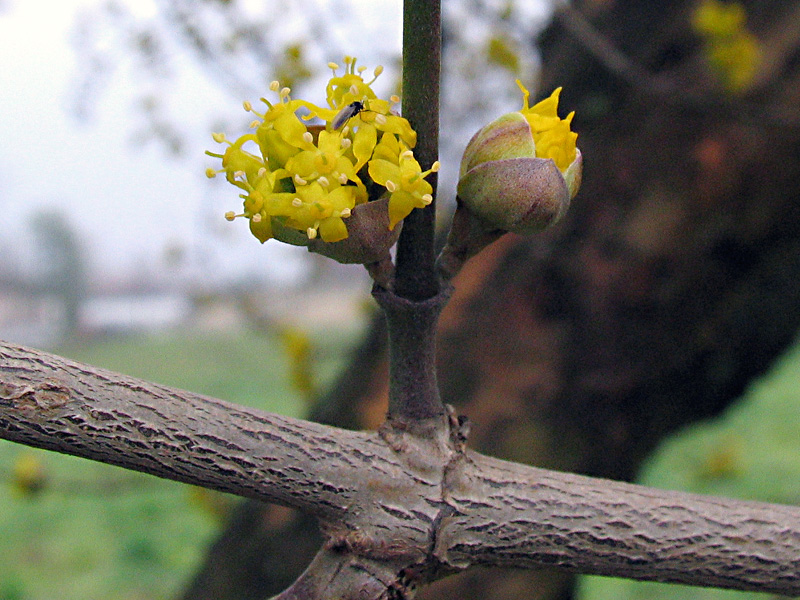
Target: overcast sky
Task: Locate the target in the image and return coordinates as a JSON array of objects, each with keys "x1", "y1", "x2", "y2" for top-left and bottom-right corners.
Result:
[{"x1": 0, "y1": 0, "x2": 402, "y2": 287}]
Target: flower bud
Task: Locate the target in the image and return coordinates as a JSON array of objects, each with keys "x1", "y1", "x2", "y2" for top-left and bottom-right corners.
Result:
[{"x1": 457, "y1": 87, "x2": 582, "y2": 234}]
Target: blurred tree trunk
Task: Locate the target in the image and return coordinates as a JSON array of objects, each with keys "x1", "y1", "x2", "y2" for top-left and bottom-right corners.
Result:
[{"x1": 180, "y1": 1, "x2": 800, "y2": 599}]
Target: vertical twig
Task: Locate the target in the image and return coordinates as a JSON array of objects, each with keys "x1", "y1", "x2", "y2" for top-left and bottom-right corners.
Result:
[
  {"x1": 395, "y1": 0, "x2": 441, "y2": 301},
  {"x1": 376, "y1": 0, "x2": 447, "y2": 426}
]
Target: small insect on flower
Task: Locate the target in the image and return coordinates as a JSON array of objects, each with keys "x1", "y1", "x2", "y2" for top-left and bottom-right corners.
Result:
[{"x1": 332, "y1": 101, "x2": 366, "y2": 130}]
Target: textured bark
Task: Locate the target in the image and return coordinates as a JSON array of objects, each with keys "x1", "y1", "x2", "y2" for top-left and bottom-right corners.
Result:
[
  {"x1": 2, "y1": 340, "x2": 800, "y2": 596},
  {"x1": 182, "y1": 1, "x2": 800, "y2": 598},
  {"x1": 441, "y1": 455, "x2": 800, "y2": 590}
]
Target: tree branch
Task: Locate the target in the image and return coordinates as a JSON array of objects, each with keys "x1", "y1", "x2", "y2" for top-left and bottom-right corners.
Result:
[
  {"x1": 0, "y1": 341, "x2": 411, "y2": 523},
  {"x1": 441, "y1": 453, "x2": 800, "y2": 592},
  {"x1": 2, "y1": 340, "x2": 800, "y2": 596}
]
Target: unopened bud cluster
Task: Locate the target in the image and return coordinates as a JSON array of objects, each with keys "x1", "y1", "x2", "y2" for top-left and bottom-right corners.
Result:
[{"x1": 457, "y1": 82, "x2": 581, "y2": 234}]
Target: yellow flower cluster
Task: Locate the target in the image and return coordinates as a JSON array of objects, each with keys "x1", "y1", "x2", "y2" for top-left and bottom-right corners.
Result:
[
  {"x1": 207, "y1": 57, "x2": 438, "y2": 244},
  {"x1": 691, "y1": 0, "x2": 761, "y2": 93},
  {"x1": 516, "y1": 81, "x2": 578, "y2": 173}
]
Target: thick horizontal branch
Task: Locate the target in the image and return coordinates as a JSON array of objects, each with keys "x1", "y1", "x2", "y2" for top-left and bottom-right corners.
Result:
[
  {"x1": 0, "y1": 341, "x2": 444, "y2": 532},
  {"x1": 1, "y1": 340, "x2": 800, "y2": 595}
]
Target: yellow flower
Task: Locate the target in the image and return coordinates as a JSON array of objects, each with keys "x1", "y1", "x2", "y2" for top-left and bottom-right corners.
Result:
[
  {"x1": 517, "y1": 82, "x2": 578, "y2": 173},
  {"x1": 283, "y1": 181, "x2": 357, "y2": 242},
  {"x1": 285, "y1": 129, "x2": 361, "y2": 189},
  {"x1": 207, "y1": 57, "x2": 434, "y2": 253},
  {"x1": 368, "y1": 134, "x2": 439, "y2": 229}
]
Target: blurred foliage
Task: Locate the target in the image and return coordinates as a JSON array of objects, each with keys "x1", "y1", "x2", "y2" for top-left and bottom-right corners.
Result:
[
  {"x1": 578, "y1": 335, "x2": 800, "y2": 600},
  {"x1": 68, "y1": 0, "x2": 396, "y2": 155},
  {"x1": 10, "y1": 452, "x2": 47, "y2": 499},
  {"x1": 487, "y1": 34, "x2": 522, "y2": 74},
  {"x1": 691, "y1": 0, "x2": 761, "y2": 93},
  {"x1": 278, "y1": 326, "x2": 319, "y2": 401}
]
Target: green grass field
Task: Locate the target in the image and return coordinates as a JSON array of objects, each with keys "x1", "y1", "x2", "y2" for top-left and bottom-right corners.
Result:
[{"x1": 2, "y1": 328, "x2": 799, "y2": 600}]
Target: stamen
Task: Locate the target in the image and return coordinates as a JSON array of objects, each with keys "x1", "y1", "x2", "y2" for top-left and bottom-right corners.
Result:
[
  {"x1": 401, "y1": 150, "x2": 414, "y2": 160},
  {"x1": 386, "y1": 180, "x2": 397, "y2": 192},
  {"x1": 248, "y1": 120, "x2": 260, "y2": 129},
  {"x1": 307, "y1": 227, "x2": 318, "y2": 240},
  {"x1": 302, "y1": 131, "x2": 314, "y2": 144},
  {"x1": 243, "y1": 100, "x2": 252, "y2": 112},
  {"x1": 212, "y1": 132, "x2": 227, "y2": 143},
  {"x1": 357, "y1": 66, "x2": 367, "y2": 74},
  {"x1": 375, "y1": 114, "x2": 387, "y2": 125},
  {"x1": 421, "y1": 194, "x2": 433, "y2": 205},
  {"x1": 234, "y1": 170, "x2": 246, "y2": 180},
  {"x1": 224, "y1": 211, "x2": 236, "y2": 221},
  {"x1": 349, "y1": 84, "x2": 359, "y2": 96},
  {"x1": 390, "y1": 94, "x2": 400, "y2": 104},
  {"x1": 294, "y1": 174, "x2": 307, "y2": 186},
  {"x1": 205, "y1": 168, "x2": 218, "y2": 179},
  {"x1": 338, "y1": 173, "x2": 348, "y2": 184},
  {"x1": 340, "y1": 138, "x2": 352, "y2": 149},
  {"x1": 318, "y1": 176, "x2": 330, "y2": 188},
  {"x1": 292, "y1": 198, "x2": 303, "y2": 207},
  {"x1": 367, "y1": 65, "x2": 384, "y2": 85},
  {"x1": 340, "y1": 208, "x2": 352, "y2": 218},
  {"x1": 269, "y1": 81, "x2": 280, "y2": 92},
  {"x1": 257, "y1": 167, "x2": 268, "y2": 177},
  {"x1": 327, "y1": 62, "x2": 339, "y2": 71},
  {"x1": 431, "y1": 161, "x2": 441, "y2": 172},
  {"x1": 280, "y1": 87, "x2": 291, "y2": 100},
  {"x1": 252, "y1": 213, "x2": 263, "y2": 223}
]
